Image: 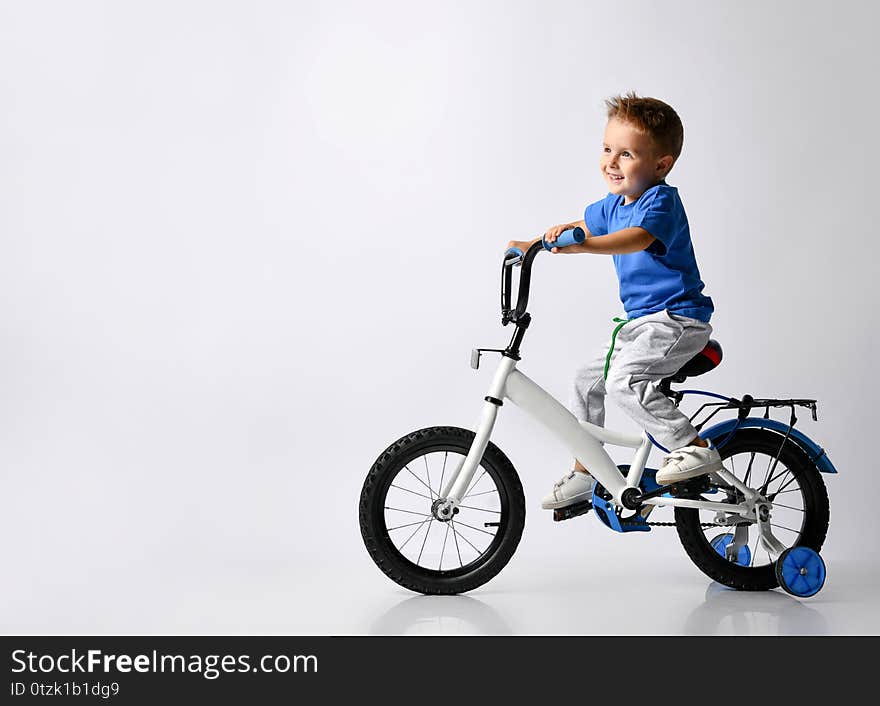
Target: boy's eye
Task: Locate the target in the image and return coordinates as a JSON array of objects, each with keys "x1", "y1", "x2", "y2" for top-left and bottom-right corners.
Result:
[
  {"x1": 621, "y1": 151, "x2": 632, "y2": 158},
  {"x1": 603, "y1": 146, "x2": 611, "y2": 153}
]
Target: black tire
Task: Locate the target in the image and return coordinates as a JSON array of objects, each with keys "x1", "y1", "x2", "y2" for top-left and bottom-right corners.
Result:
[
  {"x1": 359, "y1": 426, "x2": 525, "y2": 595},
  {"x1": 675, "y1": 428, "x2": 829, "y2": 591}
]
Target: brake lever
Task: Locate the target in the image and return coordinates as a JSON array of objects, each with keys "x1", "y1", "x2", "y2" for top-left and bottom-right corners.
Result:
[{"x1": 504, "y1": 247, "x2": 524, "y2": 267}]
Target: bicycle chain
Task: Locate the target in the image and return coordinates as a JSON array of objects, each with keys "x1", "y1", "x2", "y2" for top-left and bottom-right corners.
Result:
[{"x1": 620, "y1": 520, "x2": 723, "y2": 528}]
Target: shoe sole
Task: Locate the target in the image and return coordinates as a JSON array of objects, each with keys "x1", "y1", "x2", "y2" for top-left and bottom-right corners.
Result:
[
  {"x1": 541, "y1": 491, "x2": 593, "y2": 510},
  {"x1": 656, "y1": 459, "x2": 723, "y2": 486}
]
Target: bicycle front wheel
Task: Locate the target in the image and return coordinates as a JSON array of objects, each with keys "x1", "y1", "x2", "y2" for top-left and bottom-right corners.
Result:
[{"x1": 359, "y1": 426, "x2": 525, "y2": 595}]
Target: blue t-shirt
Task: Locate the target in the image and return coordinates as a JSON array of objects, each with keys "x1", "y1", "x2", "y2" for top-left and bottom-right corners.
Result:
[{"x1": 584, "y1": 183, "x2": 714, "y2": 322}]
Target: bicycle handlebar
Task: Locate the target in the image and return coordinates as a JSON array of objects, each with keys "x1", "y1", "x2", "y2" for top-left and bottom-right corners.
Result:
[
  {"x1": 501, "y1": 227, "x2": 586, "y2": 325},
  {"x1": 545, "y1": 226, "x2": 586, "y2": 251},
  {"x1": 503, "y1": 226, "x2": 585, "y2": 263}
]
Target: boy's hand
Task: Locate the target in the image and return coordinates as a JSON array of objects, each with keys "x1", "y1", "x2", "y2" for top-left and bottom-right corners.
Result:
[
  {"x1": 543, "y1": 224, "x2": 572, "y2": 245},
  {"x1": 505, "y1": 237, "x2": 541, "y2": 252},
  {"x1": 542, "y1": 224, "x2": 577, "y2": 254}
]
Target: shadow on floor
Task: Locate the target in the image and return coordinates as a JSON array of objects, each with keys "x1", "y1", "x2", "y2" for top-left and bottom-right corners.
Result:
[
  {"x1": 683, "y1": 582, "x2": 829, "y2": 635},
  {"x1": 369, "y1": 595, "x2": 512, "y2": 635}
]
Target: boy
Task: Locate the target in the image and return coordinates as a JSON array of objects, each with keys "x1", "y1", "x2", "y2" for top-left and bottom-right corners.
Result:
[{"x1": 506, "y1": 93, "x2": 721, "y2": 511}]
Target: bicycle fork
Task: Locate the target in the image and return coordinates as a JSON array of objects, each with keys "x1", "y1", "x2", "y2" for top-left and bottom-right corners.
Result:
[
  {"x1": 436, "y1": 355, "x2": 629, "y2": 517},
  {"x1": 434, "y1": 357, "x2": 516, "y2": 519}
]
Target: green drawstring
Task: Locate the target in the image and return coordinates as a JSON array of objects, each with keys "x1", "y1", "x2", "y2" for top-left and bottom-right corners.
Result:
[{"x1": 603, "y1": 316, "x2": 630, "y2": 380}]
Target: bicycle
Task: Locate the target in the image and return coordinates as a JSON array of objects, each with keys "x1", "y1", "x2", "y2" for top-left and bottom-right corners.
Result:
[{"x1": 359, "y1": 230, "x2": 835, "y2": 598}]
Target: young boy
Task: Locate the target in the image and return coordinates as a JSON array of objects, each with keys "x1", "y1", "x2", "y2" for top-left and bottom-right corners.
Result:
[{"x1": 506, "y1": 93, "x2": 721, "y2": 510}]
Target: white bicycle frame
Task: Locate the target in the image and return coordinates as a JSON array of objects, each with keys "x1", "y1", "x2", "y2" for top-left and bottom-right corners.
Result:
[{"x1": 438, "y1": 354, "x2": 786, "y2": 556}]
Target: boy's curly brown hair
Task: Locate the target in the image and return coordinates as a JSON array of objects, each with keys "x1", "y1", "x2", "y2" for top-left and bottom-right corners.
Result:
[{"x1": 605, "y1": 92, "x2": 684, "y2": 161}]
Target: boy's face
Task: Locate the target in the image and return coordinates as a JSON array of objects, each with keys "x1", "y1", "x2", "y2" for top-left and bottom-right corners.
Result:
[{"x1": 600, "y1": 118, "x2": 673, "y2": 204}]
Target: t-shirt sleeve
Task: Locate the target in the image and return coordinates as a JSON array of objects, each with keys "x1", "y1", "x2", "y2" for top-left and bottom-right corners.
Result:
[
  {"x1": 628, "y1": 187, "x2": 677, "y2": 256},
  {"x1": 583, "y1": 194, "x2": 612, "y2": 236}
]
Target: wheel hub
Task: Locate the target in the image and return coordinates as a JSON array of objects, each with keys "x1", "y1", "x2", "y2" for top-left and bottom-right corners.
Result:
[{"x1": 431, "y1": 498, "x2": 458, "y2": 522}]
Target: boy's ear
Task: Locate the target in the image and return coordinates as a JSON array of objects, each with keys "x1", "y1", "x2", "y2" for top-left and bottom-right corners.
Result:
[{"x1": 656, "y1": 154, "x2": 674, "y2": 176}]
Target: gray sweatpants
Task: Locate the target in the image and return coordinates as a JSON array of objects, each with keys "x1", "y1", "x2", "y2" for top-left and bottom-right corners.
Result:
[{"x1": 570, "y1": 309, "x2": 712, "y2": 450}]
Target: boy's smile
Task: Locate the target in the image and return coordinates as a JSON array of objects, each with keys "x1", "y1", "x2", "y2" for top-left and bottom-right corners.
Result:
[{"x1": 601, "y1": 118, "x2": 673, "y2": 204}]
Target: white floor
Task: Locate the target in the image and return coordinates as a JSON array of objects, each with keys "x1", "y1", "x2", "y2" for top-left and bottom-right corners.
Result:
[
  {"x1": 5, "y1": 541, "x2": 878, "y2": 636},
  {"x1": 362, "y1": 558, "x2": 869, "y2": 636},
  {"x1": 3, "y1": 458, "x2": 872, "y2": 636}
]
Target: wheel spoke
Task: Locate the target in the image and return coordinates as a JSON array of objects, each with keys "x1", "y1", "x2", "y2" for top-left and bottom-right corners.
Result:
[
  {"x1": 387, "y1": 519, "x2": 432, "y2": 532},
  {"x1": 771, "y1": 471, "x2": 798, "y2": 496},
  {"x1": 464, "y1": 489, "x2": 498, "y2": 499},
  {"x1": 759, "y1": 443, "x2": 789, "y2": 496},
  {"x1": 770, "y1": 487, "x2": 801, "y2": 496},
  {"x1": 398, "y1": 518, "x2": 431, "y2": 551},
  {"x1": 439, "y1": 523, "x2": 450, "y2": 570},
  {"x1": 417, "y1": 516, "x2": 434, "y2": 564},
  {"x1": 463, "y1": 469, "x2": 487, "y2": 499},
  {"x1": 760, "y1": 454, "x2": 774, "y2": 494},
  {"x1": 743, "y1": 452, "x2": 756, "y2": 486},
  {"x1": 770, "y1": 522, "x2": 801, "y2": 535},
  {"x1": 451, "y1": 519, "x2": 464, "y2": 567},
  {"x1": 768, "y1": 501, "x2": 804, "y2": 513},
  {"x1": 452, "y1": 518, "x2": 497, "y2": 538},
  {"x1": 450, "y1": 520, "x2": 482, "y2": 555},
  {"x1": 762, "y1": 467, "x2": 792, "y2": 494},
  {"x1": 385, "y1": 506, "x2": 431, "y2": 517},
  {"x1": 390, "y1": 484, "x2": 433, "y2": 501},
  {"x1": 424, "y1": 456, "x2": 434, "y2": 499},
  {"x1": 405, "y1": 465, "x2": 437, "y2": 499},
  {"x1": 457, "y1": 504, "x2": 501, "y2": 514},
  {"x1": 438, "y1": 452, "x2": 448, "y2": 498}
]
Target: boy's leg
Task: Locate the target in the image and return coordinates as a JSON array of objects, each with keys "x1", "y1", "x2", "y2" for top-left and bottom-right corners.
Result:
[
  {"x1": 541, "y1": 349, "x2": 608, "y2": 509},
  {"x1": 604, "y1": 310, "x2": 721, "y2": 482},
  {"x1": 570, "y1": 350, "x2": 610, "y2": 432}
]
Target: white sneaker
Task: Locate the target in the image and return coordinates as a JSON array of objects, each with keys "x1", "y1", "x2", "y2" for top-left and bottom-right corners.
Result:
[
  {"x1": 541, "y1": 470, "x2": 594, "y2": 509},
  {"x1": 656, "y1": 442, "x2": 722, "y2": 485}
]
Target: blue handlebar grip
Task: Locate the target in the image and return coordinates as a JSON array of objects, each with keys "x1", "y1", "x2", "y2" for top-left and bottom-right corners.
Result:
[
  {"x1": 505, "y1": 246, "x2": 524, "y2": 258},
  {"x1": 543, "y1": 226, "x2": 585, "y2": 251}
]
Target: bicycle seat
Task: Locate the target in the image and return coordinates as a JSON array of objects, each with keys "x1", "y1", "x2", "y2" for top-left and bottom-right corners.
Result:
[{"x1": 663, "y1": 339, "x2": 722, "y2": 384}]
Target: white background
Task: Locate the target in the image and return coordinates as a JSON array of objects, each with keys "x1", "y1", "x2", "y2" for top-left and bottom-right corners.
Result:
[{"x1": 2, "y1": 0, "x2": 878, "y2": 634}]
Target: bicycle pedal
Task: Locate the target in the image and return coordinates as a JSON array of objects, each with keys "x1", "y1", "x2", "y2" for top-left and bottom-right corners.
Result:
[
  {"x1": 668, "y1": 476, "x2": 712, "y2": 497},
  {"x1": 552, "y1": 500, "x2": 593, "y2": 522}
]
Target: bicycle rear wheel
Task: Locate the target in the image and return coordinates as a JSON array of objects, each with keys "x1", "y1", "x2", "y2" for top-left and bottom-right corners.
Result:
[
  {"x1": 359, "y1": 426, "x2": 525, "y2": 595},
  {"x1": 675, "y1": 428, "x2": 829, "y2": 591}
]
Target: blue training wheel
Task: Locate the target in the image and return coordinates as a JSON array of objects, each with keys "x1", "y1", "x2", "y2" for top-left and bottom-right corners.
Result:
[
  {"x1": 710, "y1": 533, "x2": 751, "y2": 566},
  {"x1": 775, "y1": 546, "x2": 826, "y2": 598}
]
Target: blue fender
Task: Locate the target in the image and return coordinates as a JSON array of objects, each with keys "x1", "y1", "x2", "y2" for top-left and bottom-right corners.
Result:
[{"x1": 701, "y1": 418, "x2": 837, "y2": 474}]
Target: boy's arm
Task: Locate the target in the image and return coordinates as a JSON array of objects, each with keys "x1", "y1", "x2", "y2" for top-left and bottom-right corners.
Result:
[
  {"x1": 507, "y1": 219, "x2": 592, "y2": 252},
  {"x1": 552, "y1": 226, "x2": 655, "y2": 255}
]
